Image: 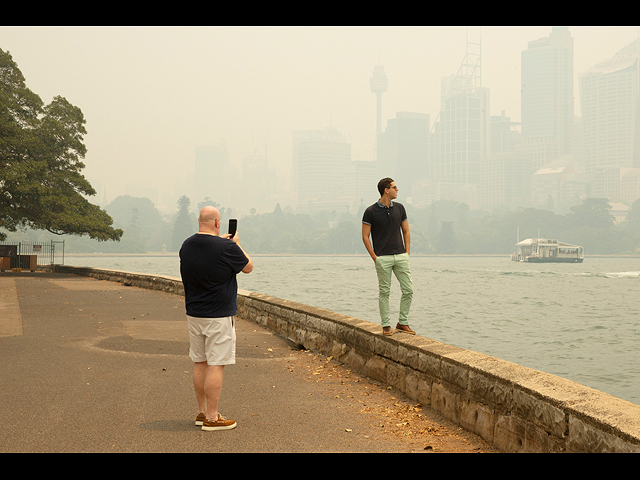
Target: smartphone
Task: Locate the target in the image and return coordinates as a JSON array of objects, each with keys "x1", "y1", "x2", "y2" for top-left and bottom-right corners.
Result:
[{"x1": 228, "y1": 219, "x2": 237, "y2": 237}]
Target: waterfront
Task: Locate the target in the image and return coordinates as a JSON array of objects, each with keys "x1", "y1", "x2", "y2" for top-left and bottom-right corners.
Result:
[{"x1": 63, "y1": 254, "x2": 640, "y2": 405}]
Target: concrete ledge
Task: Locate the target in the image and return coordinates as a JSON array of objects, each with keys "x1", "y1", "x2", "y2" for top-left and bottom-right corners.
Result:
[{"x1": 42, "y1": 264, "x2": 640, "y2": 453}]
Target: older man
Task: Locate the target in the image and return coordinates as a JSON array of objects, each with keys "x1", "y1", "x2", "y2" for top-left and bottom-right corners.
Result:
[{"x1": 179, "y1": 206, "x2": 253, "y2": 431}]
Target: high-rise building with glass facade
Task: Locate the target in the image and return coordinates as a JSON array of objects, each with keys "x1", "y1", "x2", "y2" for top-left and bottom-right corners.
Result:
[
  {"x1": 520, "y1": 27, "x2": 574, "y2": 170},
  {"x1": 293, "y1": 127, "x2": 352, "y2": 214},
  {"x1": 580, "y1": 38, "x2": 640, "y2": 175},
  {"x1": 430, "y1": 87, "x2": 491, "y2": 187},
  {"x1": 376, "y1": 111, "x2": 430, "y2": 202}
]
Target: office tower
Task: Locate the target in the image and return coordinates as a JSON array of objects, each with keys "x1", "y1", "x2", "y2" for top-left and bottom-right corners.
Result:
[
  {"x1": 482, "y1": 112, "x2": 531, "y2": 211},
  {"x1": 194, "y1": 140, "x2": 231, "y2": 206},
  {"x1": 440, "y1": 75, "x2": 456, "y2": 108},
  {"x1": 376, "y1": 112, "x2": 430, "y2": 202},
  {"x1": 521, "y1": 27, "x2": 574, "y2": 170},
  {"x1": 592, "y1": 166, "x2": 640, "y2": 204},
  {"x1": 239, "y1": 154, "x2": 277, "y2": 212},
  {"x1": 423, "y1": 32, "x2": 488, "y2": 209},
  {"x1": 343, "y1": 160, "x2": 379, "y2": 209},
  {"x1": 370, "y1": 65, "x2": 388, "y2": 158},
  {"x1": 293, "y1": 127, "x2": 351, "y2": 214},
  {"x1": 580, "y1": 38, "x2": 640, "y2": 176},
  {"x1": 431, "y1": 87, "x2": 490, "y2": 187}
]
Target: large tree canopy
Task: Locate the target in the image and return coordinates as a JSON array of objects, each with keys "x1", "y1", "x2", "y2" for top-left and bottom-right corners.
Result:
[{"x1": 0, "y1": 48, "x2": 122, "y2": 242}]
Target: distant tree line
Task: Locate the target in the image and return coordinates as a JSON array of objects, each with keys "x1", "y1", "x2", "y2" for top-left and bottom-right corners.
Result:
[
  {"x1": 4, "y1": 194, "x2": 640, "y2": 255},
  {"x1": 233, "y1": 197, "x2": 640, "y2": 256}
]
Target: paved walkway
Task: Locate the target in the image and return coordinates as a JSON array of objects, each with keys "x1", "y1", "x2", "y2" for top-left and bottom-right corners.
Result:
[{"x1": 0, "y1": 271, "x2": 497, "y2": 453}]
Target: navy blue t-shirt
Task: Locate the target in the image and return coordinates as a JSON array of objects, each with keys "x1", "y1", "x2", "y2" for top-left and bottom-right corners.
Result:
[
  {"x1": 362, "y1": 201, "x2": 408, "y2": 256},
  {"x1": 179, "y1": 234, "x2": 249, "y2": 318}
]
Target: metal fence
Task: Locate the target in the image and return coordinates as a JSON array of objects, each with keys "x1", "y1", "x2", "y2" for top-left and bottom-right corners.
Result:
[{"x1": 0, "y1": 240, "x2": 65, "y2": 267}]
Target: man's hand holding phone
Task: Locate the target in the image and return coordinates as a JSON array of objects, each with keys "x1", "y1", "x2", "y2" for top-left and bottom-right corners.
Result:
[{"x1": 222, "y1": 219, "x2": 239, "y2": 243}]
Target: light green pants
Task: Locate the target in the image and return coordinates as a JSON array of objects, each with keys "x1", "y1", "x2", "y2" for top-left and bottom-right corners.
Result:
[{"x1": 375, "y1": 253, "x2": 413, "y2": 328}]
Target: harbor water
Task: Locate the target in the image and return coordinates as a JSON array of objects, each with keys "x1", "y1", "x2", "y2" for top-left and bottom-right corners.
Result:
[{"x1": 62, "y1": 254, "x2": 640, "y2": 405}]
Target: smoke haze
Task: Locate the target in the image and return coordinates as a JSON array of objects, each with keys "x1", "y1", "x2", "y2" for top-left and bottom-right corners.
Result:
[{"x1": 1, "y1": 26, "x2": 638, "y2": 214}]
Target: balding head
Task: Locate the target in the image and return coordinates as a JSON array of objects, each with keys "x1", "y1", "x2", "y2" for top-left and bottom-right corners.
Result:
[{"x1": 198, "y1": 206, "x2": 221, "y2": 235}]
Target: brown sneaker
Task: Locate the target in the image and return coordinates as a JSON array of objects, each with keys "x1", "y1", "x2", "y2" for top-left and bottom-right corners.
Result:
[
  {"x1": 202, "y1": 414, "x2": 237, "y2": 431},
  {"x1": 395, "y1": 323, "x2": 416, "y2": 335},
  {"x1": 382, "y1": 326, "x2": 394, "y2": 336},
  {"x1": 195, "y1": 412, "x2": 206, "y2": 426}
]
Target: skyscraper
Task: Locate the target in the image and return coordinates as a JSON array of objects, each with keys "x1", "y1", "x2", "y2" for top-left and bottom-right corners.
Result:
[
  {"x1": 293, "y1": 127, "x2": 352, "y2": 214},
  {"x1": 580, "y1": 38, "x2": 640, "y2": 175},
  {"x1": 377, "y1": 112, "x2": 430, "y2": 202},
  {"x1": 520, "y1": 27, "x2": 574, "y2": 170},
  {"x1": 431, "y1": 88, "x2": 490, "y2": 188},
  {"x1": 424, "y1": 32, "x2": 488, "y2": 209},
  {"x1": 481, "y1": 111, "x2": 530, "y2": 211}
]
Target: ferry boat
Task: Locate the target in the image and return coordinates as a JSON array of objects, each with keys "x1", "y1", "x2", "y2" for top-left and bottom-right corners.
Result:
[{"x1": 511, "y1": 238, "x2": 584, "y2": 263}]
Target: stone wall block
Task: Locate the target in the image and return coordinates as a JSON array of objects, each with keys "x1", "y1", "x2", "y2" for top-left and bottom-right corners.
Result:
[
  {"x1": 441, "y1": 359, "x2": 469, "y2": 392},
  {"x1": 364, "y1": 355, "x2": 388, "y2": 384},
  {"x1": 459, "y1": 399, "x2": 496, "y2": 444},
  {"x1": 352, "y1": 325, "x2": 378, "y2": 356},
  {"x1": 431, "y1": 382, "x2": 460, "y2": 424},
  {"x1": 493, "y1": 414, "x2": 525, "y2": 453},
  {"x1": 416, "y1": 376, "x2": 432, "y2": 406},
  {"x1": 386, "y1": 362, "x2": 407, "y2": 392},
  {"x1": 568, "y1": 415, "x2": 640, "y2": 453},
  {"x1": 468, "y1": 370, "x2": 513, "y2": 411},
  {"x1": 512, "y1": 389, "x2": 567, "y2": 439},
  {"x1": 417, "y1": 352, "x2": 441, "y2": 379},
  {"x1": 374, "y1": 336, "x2": 398, "y2": 361}
]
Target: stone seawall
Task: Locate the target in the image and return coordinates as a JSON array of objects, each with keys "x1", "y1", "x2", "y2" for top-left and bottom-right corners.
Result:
[{"x1": 43, "y1": 264, "x2": 640, "y2": 453}]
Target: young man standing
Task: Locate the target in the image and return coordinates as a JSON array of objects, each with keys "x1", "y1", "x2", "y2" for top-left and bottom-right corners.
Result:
[
  {"x1": 362, "y1": 178, "x2": 415, "y2": 336},
  {"x1": 180, "y1": 206, "x2": 253, "y2": 431}
]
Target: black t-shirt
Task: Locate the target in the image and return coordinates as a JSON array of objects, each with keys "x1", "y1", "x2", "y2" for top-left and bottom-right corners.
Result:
[
  {"x1": 362, "y1": 201, "x2": 408, "y2": 256},
  {"x1": 179, "y1": 234, "x2": 249, "y2": 318}
]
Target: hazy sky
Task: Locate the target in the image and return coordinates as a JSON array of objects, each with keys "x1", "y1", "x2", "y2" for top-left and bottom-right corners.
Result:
[{"x1": 1, "y1": 26, "x2": 639, "y2": 209}]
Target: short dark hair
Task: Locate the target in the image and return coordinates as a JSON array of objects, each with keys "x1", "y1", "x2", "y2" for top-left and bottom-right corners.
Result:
[{"x1": 377, "y1": 177, "x2": 394, "y2": 197}]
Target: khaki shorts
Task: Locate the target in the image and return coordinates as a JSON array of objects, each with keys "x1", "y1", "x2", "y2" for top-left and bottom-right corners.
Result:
[{"x1": 187, "y1": 315, "x2": 236, "y2": 365}]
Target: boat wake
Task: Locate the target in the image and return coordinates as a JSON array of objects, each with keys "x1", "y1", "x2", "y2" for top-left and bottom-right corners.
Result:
[{"x1": 602, "y1": 271, "x2": 640, "y2": 278}]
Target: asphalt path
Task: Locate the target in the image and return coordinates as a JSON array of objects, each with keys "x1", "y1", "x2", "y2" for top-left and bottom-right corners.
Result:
[{"x1": 0, "y1": 271, "x2": 497, "y2": 453}]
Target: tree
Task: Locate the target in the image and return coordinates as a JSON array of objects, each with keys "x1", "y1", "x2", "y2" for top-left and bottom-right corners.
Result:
[
  {"x1": 171, "y1": 195, "x2": 195, "y2": 251},
  {"x1": 435, "y1": 221, "x2": 456, "y2": 254},
  {"x1": 0, "y1": 48, "x2": 122, "y2": 242},
  {"x1": 621, "y1": 199, "x2": 640, "y2": 236},
  {"x1": 566, "y1": 198, "x2": 615, "y2": 230}
]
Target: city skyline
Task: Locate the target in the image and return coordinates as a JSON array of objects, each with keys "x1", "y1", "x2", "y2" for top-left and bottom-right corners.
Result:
[{"x1": 1, "y1": 26, "x2": 638, "y2": 212}]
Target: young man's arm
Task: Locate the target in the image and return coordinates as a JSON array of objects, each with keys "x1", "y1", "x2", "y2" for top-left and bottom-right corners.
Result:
[
  {"x1": 401, "y1": 220, "x2": 411, "y2": 255},
  {"x1": 362, "y1": 223, "x2": 377, "y2": 262}
]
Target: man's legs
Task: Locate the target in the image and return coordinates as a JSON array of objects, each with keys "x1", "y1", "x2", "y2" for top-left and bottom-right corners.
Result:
[
  {"x1": 188, "y1": 315, "x2": 237, "y2": 430},
  {"x1": 375, "y1": 255, "x2": 394, "y2": 328},
  {"x1": 193, "y1": 362, "x2": 225, "y2": 420},
  {"x1": 393, "y1": 253, "x2": 413, "y2": 326}
]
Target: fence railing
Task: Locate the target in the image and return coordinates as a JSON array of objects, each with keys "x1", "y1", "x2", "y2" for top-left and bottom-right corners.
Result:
[{"x1": 0, "y1": 240, "x2": 65, "y2": 267}]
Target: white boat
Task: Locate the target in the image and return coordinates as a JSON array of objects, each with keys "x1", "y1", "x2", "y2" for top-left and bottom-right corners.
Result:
[{"x1": 511, "y1": 238, "x2": 584, "y2": 263}]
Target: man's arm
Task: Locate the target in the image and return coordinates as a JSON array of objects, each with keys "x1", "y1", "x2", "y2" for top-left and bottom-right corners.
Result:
[
  {"x1": 224, "y1": 230, "x2": 254, "y2": 273},
  {"x1": 239, "y1": 246, "x2": 253, "y2": 273},
  {"x1": 362, "y1": 223, "x2": 377, "y2": 262},
  {"x1": 401, "y1": 219, "x2": 411, "y2": 255}
]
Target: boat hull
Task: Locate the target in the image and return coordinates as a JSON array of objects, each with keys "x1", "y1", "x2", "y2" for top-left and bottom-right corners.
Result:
[{"x1": 525, "y1": 257, "x2": 583, "y2": 263}]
